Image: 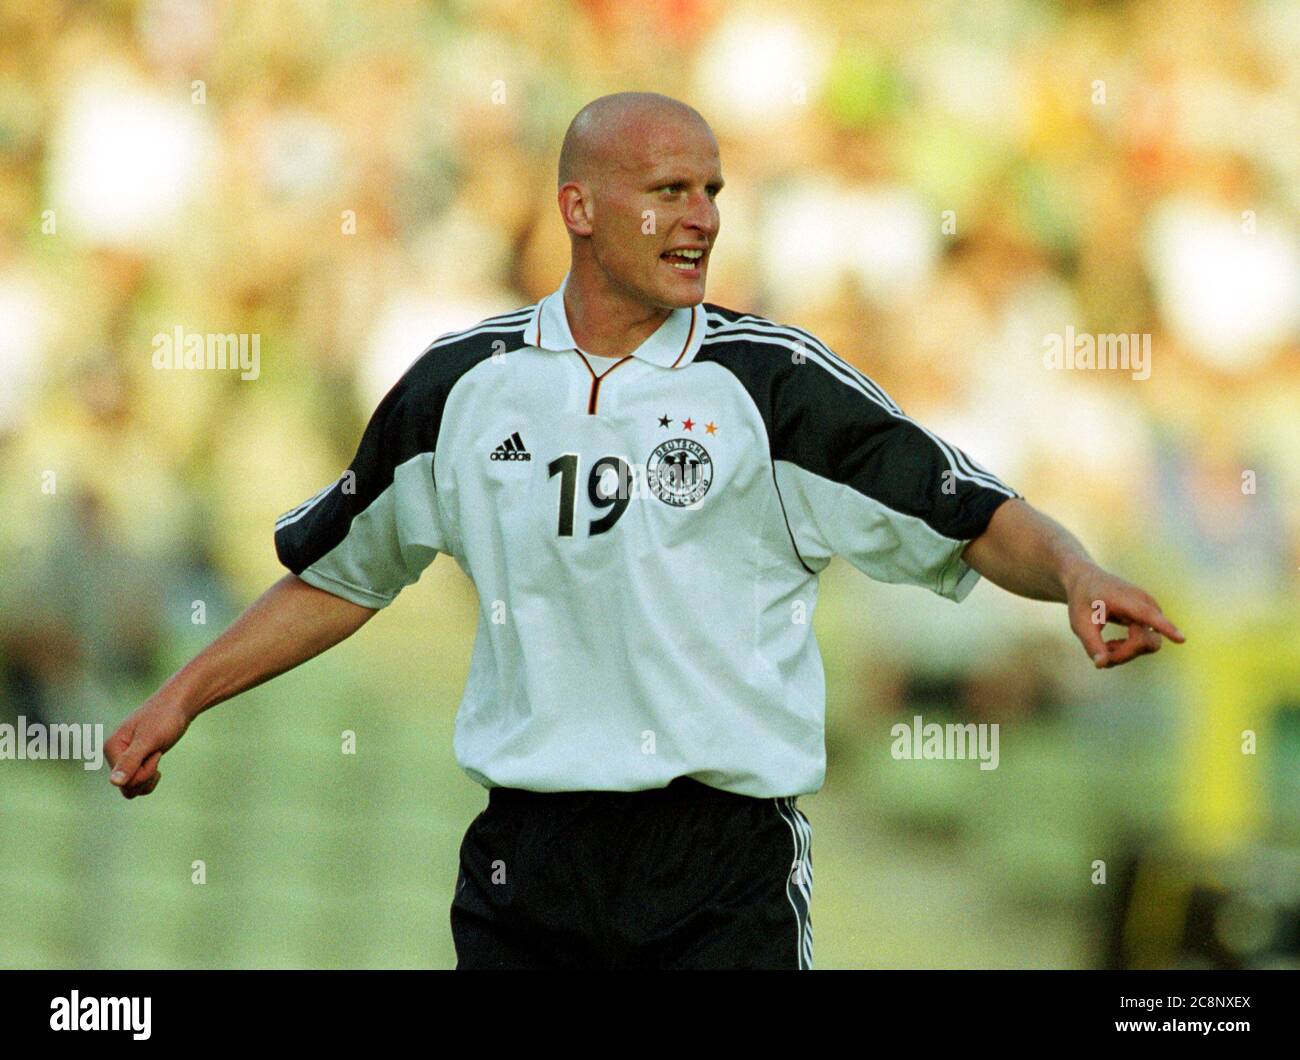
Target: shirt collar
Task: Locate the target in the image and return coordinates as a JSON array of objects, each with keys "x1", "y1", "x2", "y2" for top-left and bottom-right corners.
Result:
[{"x1": 527, "y1": 272, "x2": 705, "y2": 369}]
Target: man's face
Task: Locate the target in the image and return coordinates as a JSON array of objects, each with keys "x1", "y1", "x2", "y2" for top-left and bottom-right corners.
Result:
[{"x1": 585, "y1": 118, "x2": 722, "y2": 309}]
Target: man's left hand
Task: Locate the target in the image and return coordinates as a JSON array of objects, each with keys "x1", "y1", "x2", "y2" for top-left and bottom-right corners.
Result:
[{"x1": 1064, "y1": 564, "x2": 1186, "y2": 669}]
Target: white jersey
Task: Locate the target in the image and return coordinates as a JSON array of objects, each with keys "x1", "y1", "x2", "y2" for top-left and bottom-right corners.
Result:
[{"x1": 275, "y1": 274, "x2": 1019, "y2": 797}]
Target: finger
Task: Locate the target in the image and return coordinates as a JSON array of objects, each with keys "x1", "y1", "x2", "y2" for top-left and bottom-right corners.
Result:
[
  {"x1": 1103, "y1": 625, "x2": 1161, "y2": 667},
  {"x1": 110, "y1": 733, "x2": 155, "y2": 788},
  {"x1": 1111, "y1": 599, "x2": 1185, "y2": 644},
  {"x1": 124, "y1": 770, "x2": 161, "y2": 799},
  {"x1": 104, "y1": 720, "x2": 135, "y2": 770},
  {"x1": 1071, "y1": 608, "x2": 1110, "y2": 668},
  {"x1": 132, "y1": 749, "x2": 163, "y2": 786}
]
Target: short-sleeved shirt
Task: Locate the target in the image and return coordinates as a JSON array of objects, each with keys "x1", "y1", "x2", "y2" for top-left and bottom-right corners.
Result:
[{"x1": 275, "y1": 273, "x2": 1020, "y2": 797}]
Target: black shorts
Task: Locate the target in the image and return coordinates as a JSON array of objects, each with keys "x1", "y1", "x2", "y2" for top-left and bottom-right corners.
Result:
[{"x1": 450, "y1": 776, "x2": 813, "y2": 970}]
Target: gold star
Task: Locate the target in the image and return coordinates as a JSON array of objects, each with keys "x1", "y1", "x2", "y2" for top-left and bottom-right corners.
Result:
[{"x1": 705, "y1": 421, "x2": 717, "y2": 435}]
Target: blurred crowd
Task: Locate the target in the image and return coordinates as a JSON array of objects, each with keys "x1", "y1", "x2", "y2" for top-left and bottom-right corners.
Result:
[{"x1": 1, "y1": 0, "x2": 1297, "y2": 967}]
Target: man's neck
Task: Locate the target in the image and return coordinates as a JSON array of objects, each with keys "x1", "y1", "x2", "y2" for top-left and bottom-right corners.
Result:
[{"x1": 563, "y1": 273, "x2": 672, "y2": 359}]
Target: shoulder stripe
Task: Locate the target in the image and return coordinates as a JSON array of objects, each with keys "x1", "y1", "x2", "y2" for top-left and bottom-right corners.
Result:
[
  {"x1": 702, "y1": 318, "x2": 1016, "y2": 498},
  {"x1": 277, "y1": 309, "x2": 531, "y2": 574},
  {"x1": 276, "y1": 308, "x2": 533, "y2": 535},
  {"x1": 421, "y1": 307, "x2": 534, "y2": 355},
  {"x1": 708, "y1": 312, "x2": 902, "y2": 412},
  {"x1": 275, "y1": 480, "x2": 338, "y2": 529}
]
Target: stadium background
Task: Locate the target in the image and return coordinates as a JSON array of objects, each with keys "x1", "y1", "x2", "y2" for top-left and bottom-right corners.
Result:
[{"x1": 1, "y1": 0, "x2": 1298, "y2": 969}]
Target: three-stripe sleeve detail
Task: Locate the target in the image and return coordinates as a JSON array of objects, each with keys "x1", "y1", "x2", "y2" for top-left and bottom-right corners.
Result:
[
  {"x1": 274, "y1": 309, "x2": 532, "y2": 586},
  {"x1": 703, "y1": 313, "x2": 1017, "y2": 499}
]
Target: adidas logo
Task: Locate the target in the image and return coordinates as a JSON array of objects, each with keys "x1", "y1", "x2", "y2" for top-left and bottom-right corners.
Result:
[{"x1": 489, "y1": 431, "x2": 531, "y2": 461}]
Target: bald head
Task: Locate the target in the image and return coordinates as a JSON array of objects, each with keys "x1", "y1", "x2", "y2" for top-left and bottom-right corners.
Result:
[
  {"x1": 558, "y1": 92, "x2": 714, "y2": 187},
  {"x1": 555, "y1": 92, "x2": 722, "y2": 313}
]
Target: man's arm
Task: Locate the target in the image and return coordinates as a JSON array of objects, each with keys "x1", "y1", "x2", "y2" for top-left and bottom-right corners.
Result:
[
  {"x1": 106, "y1": 574, "x2": 377, "y2": 798},
  {"x1": 961, "y1": 498, "x2": 1185, "y2": 669}
]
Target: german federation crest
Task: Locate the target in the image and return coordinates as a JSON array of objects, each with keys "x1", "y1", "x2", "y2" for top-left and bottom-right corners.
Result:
[{"x1": 647, "y1": 438, "x2": 713, "y2": 507}]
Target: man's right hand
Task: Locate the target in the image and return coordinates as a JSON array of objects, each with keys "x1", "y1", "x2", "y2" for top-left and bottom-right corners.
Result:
[
  {"x1": 104, "y1": 573, "x2": 378, "y2": 801},
  {"x1": 106, "y1": 697, "x2": 193, "y2": 798}
]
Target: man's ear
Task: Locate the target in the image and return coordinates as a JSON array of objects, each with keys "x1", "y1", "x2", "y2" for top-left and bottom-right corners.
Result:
[{"x1": 558, "y1": 182, "x2": 594, "y2": 238}]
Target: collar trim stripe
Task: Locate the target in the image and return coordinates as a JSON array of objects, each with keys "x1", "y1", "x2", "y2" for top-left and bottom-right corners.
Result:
[
  {"x1": 669, "y1": 307, "x2": 697, "y2": 369},
  {"x1": 529, "y1": 274, "x2": 705, "y2": 369}
]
